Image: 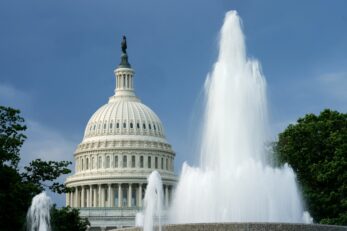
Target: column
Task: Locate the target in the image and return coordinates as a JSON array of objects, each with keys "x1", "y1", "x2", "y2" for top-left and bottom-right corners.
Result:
[
  {"x1": 70, "y1": 191, "x2": 74, "y2": 207},
  {"x1": 81, "y1": 186, "x2": 85, "y2": 208},
  {"x1": 128, "y1": 184, "x2": 132, "y2": 207},
  {"x1": 93, "y1": 187, "x2": 97, "y2": 207},
  {"x1": 108, "y1": 184, "x2": 112, "y2": 207},
  {"x1": 110, "y1": 185, "x2": 114, "y2": 207},
  {"x1": 139, "y1": 184, "x2": 143, "y2": 207},
  {"x1": 86, "y1": 187, "x2": 89, "y2": 207},
  {"x1": 89, "y1": 186, "x2": 93, "y2": 207},
  {"x1": 101, "y1": 185, "x2": 105, "y2": 207},
  {"x1": 165, "y1": 185, "x2": 169, "y2": 208},
  {"x1": 98, "y1": 184, "x2": 102, "y2": 207},
  {"x1": 75, "y1": 187, "x2": 78, "y2": 207},
  {"x1": 65, "y1": 192, "x2": 69, "y2": 206},
  {"x1": 118, "y1": 184, "x2": 122, "y2": 208}
]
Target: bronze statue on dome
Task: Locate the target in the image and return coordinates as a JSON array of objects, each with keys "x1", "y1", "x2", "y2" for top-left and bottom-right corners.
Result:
[{"x1": 121, "y1": 35, "x2": 127, "y2": 54}]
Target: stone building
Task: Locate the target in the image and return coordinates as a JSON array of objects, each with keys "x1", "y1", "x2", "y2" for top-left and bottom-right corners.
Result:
[{"x1": 65, "y1": 38, "x2": 177, "y2": 230}]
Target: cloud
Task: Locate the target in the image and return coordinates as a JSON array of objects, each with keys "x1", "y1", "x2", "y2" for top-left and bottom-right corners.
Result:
[
  {"x1": 317, "y1": 72, "x2": 347, "y2": 101},
  {"x1": 0, "y1": 83, "x2": 32, "y2": 109},
  {"x1": 20, "y1": 120, "x2": 76, "y2": 166}
]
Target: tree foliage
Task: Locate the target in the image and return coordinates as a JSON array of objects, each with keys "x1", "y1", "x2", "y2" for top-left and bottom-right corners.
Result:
[
  {"x1": 275, "y1": 109, "x2": 347, "y2": 225},
  {"x1": 0, "y1": 106, "x2": 78, "y2": 230},
  {"x1": 51, "y1": 205, "x2": 90, "y2": 231}
]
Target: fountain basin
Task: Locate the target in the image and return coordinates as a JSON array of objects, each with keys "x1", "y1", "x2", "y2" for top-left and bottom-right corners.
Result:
[{"x1": 112, "y1": 222, "x2": 347, "y2": 231}]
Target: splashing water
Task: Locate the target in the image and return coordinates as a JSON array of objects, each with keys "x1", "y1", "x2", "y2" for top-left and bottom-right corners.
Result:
[
  {"x1": 169, "y1": 11, "x2": 311, "y2": 224},
  {"x1": 26, "y1": 192, "x2": 52, "y2": 231},
  {"x1": 139, "y1": 171, "x2": 164, "y2": 231}
]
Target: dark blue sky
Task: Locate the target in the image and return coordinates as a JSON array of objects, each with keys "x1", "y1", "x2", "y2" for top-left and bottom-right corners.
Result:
[{"x1": 1, "y1": 0, "x2": 346, "y2": 205}]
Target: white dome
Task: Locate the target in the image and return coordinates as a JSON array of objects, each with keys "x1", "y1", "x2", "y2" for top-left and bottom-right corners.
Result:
[{"x1": 84, "y1": 96, "x2": 166, "y2": 141}]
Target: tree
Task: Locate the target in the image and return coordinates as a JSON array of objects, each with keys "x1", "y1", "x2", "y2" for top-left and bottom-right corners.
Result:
[
  {"x1": 51, "y1": 205, "x2": 90, "y2": 231},
  {"x1": 275, "y1": 109, "x2": 347, "y2": 225},
  {"x1": 0, "y1": 106, "x2": 76, "y2": 230}
]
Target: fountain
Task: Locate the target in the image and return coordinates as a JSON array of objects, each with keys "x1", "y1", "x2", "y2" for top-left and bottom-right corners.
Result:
[
  {"x1": 115, "y1": 10, "x2": 346, "y2": 231},
  {"x1": 168, "y1": 10, "x2": 310, "y2": 224},
  {"x1": 136, "y1": 171, "x2": 164, "y2": 231},
  {"x1": 26, "y1": 192, "x2": 52, "y2": 231}
]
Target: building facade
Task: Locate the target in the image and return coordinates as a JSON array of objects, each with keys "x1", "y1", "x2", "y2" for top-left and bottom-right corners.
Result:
[{"x1": 65, "y1": 38, "x2": 177, "y2": 230}]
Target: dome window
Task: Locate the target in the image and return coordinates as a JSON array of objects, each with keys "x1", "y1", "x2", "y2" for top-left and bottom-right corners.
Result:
[
  {"x1": 130, "y1": 123, "x2": 133, "y2": 129},
  {"x1": 154, "y1": 124, "x2": 156, "y2": 130},
  {"x1": 110, "y1": 123, "x2": 113, "y2": 129},
  {"x1": 143, "y1": 123, "x2": 146, "y2": 129},
  {"x1": 114, "y1": 155, "x2": 118, "y2": 168},
  {"x1": 104, "y1": 124, "x2": 106, "y2": 129},
  {"x1": 86, "y1": 158, "x2": 89, "y2": 170},
  {"x1": 123, "y1": 123, "x2": 126, "y2": 128},
  {"x1": 116, "y1": 123, "x2": 119, "y2": 128},
  {"x1": 93, "y1": 125, "x2": 96, "y2": 130},
  {"x1": 106, "y1": 156, "x2": 110, "y2": 168},
  {"x1": 140, "y1": 156, "x2": 144, "y2": 168},
  {"x1": 98, "y1": 156, "x2": 102, "y2": 169},
  {"x1": 123, "y1": 155, "x2": 127, "y2": 168},
  {"x1": 149, "y1": 124, "x2": 151, "y2": 130},
  {"x1": 137, "y1": 123, "x2": 140, "y2": 129},
  {"x1": 155, "y1": 157, "x2": 158, "y2": 168},
  {"x1": 131, "y1": 156, "x2": 135, "y2": 168},
  {"x1": 148, "y1": 156, "x2": 151, "y2": 168},
  {"x1": 161, "y1": 157, "x2": 164, "y2": 169}
]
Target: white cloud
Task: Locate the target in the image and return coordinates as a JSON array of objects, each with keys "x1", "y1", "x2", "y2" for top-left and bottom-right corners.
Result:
[
  {"x1": 0, "y1": 83, "x2": 32, "y2": 109},
  {"x1": 317, "y1": 72, "x2": 347, "y2": 101},
  {"x1": 20, "y1": 120, "x2": 77, "y2": 166}
]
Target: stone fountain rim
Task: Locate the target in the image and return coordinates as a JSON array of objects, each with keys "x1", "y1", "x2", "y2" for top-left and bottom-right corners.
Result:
[{"x1": 113, "y1": 222, "x2": 347, "y2": 231}]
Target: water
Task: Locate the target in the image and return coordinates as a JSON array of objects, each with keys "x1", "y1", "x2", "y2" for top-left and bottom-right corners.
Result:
[
  {"x1": 26, "y1": 192, "x2": 52, "y2": 231},
  {"x1": 139, "y1": 171, "x2": 164, "y2": 231},
  {"x1": 169, "y1": 11, "x2": 311, "y2": 224}
]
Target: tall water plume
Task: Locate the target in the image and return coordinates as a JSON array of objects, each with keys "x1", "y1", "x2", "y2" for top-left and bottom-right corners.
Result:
[
  {"x1": 169, "y1": 11, "x2": 311, "y2": 224},
  {"x1": 26, "y1": 192, "x2": 52, "y2": 231}
]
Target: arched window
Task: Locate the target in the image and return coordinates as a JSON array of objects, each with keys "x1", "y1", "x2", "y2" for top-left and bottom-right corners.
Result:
[
  {"x1": 149, "y1": 124, "x2": 151, "y2": 130},
  {"x1": 116, "y1": 123, "x2": 119, "y2": 128},
  {"x1": 98, "y1": 156, "x2": 102, "y2": 169},
  {"x1": 106, "y1": 156, "x2": 110, "y2": 168},
  {"x1": 114, "y1": 155, "x2": 118, "y2": 168},
  {"x1": 140, "y1": 156, "x2": 144, "y2": 168},
  {"x1": 137, "y1": 123, "x2": 140, "y2": 129},
  {"x1": 123, "y1": 122, "x2": 126, "y2": 128},
  {"x1": 154, "y1": 124, "x2": 156, "y2": 130},
  {"x1": 155, "y1": 157, "x2": 158, "y2": 168},
  {"x1": 110, "y1": 123, "x2": 113, "y2": 129},
  {"x1": 143, "y1": 123, "x2": 146, "y2": 129},
  {"x1": 92, "y1": 157, "x2": 95, "y2": 169},
  {"x1": 161, "y1": 157, "x2": 164, "y2": 169},
  {"x1": 86, "y1": 158, "x2": 89, "y2": 170},
  {"x1": 130, "y1": 123, "x2": 133, "y2": 129},
  {"x1": 104, "y1": 124, "x2": 106, "y2": 129},
  {"x1": 123, "y1": 155, "x2": 127, "y2": 168},
  {"x1": 166, "y1": 158, "x2": 168, "y2": 170},
  {"x1": 132, "y1": 156, "x2": 135, "y2": 168},
  {"x1": 81, "y1": 158, "x2": 84, "y2": 170},
  {"x1": 148, "y1": 156, "x2": 151, "y2": 168}
]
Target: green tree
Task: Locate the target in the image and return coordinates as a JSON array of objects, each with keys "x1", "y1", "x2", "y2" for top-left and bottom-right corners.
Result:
[
  {"x1": 0, "y1": 106, "x2": 76, "y2": 230},
  {"x1": 275, "y1": 109, "x2": 347, "y2": 225},
  {"x1": 51, "y1": 205, "x2": 90, "y2": 231}
]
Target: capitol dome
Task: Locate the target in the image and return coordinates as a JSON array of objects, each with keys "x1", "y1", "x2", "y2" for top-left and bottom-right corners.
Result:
[
  {"x1": 83, "y1": 95, "x2": 166, "y2": 142},
  {"x1": 65, "y1": 36, "x2": 177, "y2": 230}
]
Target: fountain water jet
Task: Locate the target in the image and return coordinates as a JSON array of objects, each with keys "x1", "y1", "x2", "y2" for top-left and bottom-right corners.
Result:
[
  {"x1": 138, "y1": 171, "x2": 164, "y2": 231},
  {"x1": 169, "y1": 10, "x2": 311, "y2": 224},
  {"x1": 26, "y1": 191, "x2": 52, "y2": 231}
]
